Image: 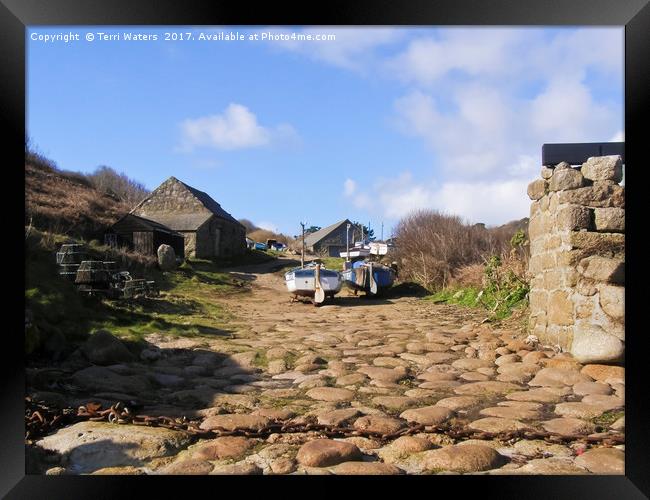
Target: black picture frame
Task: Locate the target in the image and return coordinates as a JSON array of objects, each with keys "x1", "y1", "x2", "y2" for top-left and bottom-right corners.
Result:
[{"x1": 4, "y1": 0, "x2": 648, "y2": 497}]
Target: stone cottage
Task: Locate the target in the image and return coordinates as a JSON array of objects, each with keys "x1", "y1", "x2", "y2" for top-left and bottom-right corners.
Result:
[
  {"x1": 303, "y1": 219, "x2": 360, "y2": 257},
  {"x1": 131, "y1": 176, "x2": 246, "y2": 259}
]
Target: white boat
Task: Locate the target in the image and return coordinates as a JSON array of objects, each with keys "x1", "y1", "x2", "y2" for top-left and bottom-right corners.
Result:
[
  {"x1": 284, "y1": 263, "x2": 343, "y2": 305},
  {"x1": 369, "y1": 242, "x2": 388, "y2": 255},
  {"x1": 339, "y1": 247, "x2": 370, "y2": 259}
]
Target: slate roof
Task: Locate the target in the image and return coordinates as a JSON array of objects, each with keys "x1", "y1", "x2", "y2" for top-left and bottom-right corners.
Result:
[
  {"x1": 303, "y1": 219, "x2": 353, "y2": 248},
  {"x1": 175, "y1": 179, "x2": 242, "y2": 226},
  {"x1": 110, "y1": 213, "x2": 184, "y2": 236},
  {"x1": 137, "y1": 213, "x2": 213, "y2": 232}
]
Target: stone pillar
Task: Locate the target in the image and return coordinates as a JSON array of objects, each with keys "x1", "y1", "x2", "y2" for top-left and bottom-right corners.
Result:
[{"x1": 527, "y1": 156, "x2": 624, "y2": 364}]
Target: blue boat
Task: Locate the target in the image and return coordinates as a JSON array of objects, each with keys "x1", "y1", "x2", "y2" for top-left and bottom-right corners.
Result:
[
  {"x1": 342, "y1": 260, "x2": 396, "y2": 296},
  {"x1": 254, "y1": 242, "x2": 268, "y2": 251}
]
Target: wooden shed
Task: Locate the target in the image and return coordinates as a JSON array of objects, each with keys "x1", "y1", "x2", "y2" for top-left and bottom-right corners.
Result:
[{"x1": 105, "y1": 213, "x2": 185, "y2": 258}]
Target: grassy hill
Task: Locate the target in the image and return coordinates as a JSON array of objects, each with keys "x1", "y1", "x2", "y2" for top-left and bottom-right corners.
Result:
[
  {"x1": 24, "y1": 153, "x2": 270, "y2": 357},
  {"x1": 25, "y1": 153, "x2": 132, "y2": 241}
]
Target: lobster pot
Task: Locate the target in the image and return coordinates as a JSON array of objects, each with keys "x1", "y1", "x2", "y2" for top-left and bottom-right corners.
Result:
[
  {"x1": 123, "y1": 279, "x2": 147, "y2": 298},
  {"x1": 75, "y1": 261, "x2": 111, "y2": 288},
  {"x1": 56, "y1": 244, "x2": 88, "y2": 265},
  {"x1": 59, "y1": 263, "x2": 81, "y2": 282}
]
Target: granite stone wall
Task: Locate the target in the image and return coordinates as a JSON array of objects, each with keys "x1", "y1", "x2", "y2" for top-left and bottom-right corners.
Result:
[{"x1": 527, "y1": 155, "x2": 624, "y2": 364}]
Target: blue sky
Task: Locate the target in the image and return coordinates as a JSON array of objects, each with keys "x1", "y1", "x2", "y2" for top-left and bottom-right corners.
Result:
[{"x1": 27, "y1": 27, "x2": 623, "y2": 237}]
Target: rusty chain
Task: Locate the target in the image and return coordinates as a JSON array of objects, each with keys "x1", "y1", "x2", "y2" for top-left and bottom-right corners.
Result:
[{"x1": 25, "y1": 397, "x2": 624, "y2": 449}]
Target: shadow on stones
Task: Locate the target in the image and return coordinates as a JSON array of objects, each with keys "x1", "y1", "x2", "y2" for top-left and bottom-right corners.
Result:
[
  {"x1": 27, "y1": 439, "x2": 143, "y2": 474},
  {"x1": 330, "y1": 296, "x2": 394, "y2": 307},
  {"x1": 26, "y1": 337, "x2": 273, "y2": 472},
  {"x1": 226, "y1": 272, "x2": 258, "y2": 282},
  {"x1": 26, "y1": 338, "x2": 272, "y2": 431},
  {"x1": 385, "y1": 282, "x2": 430, "y2": 298}
]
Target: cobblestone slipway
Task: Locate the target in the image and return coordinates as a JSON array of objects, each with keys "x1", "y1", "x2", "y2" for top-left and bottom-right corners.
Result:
[{"x1": 29, "y1": 258, "x2": 624, "y2": 475}]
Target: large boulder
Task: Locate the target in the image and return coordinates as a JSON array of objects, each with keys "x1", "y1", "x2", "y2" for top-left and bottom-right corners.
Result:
[
  {"x1": 570, "y1": 324, "x2": 624, "y2": 364},
  {"x1": 296, "y1": 439, "x2": 362, "y2": 467},
  {"x1": 36, "y1": 421, "x2": 192, "y2": 474},
  {"x1": 580, "y1": 155, "x2": 623, "y2": 183},
  {"x1": 549, "y1": 167, "x2": 585, "y2": 192},
  {"x1": 81, "y1": 330, "x2": 135, "y2": 365},
  {"x1": 527, "y1": 179, "x2": 548, "y2": 200},
  {"x1": 157, "y1": 244, "x2": 177, "y2": 271}
]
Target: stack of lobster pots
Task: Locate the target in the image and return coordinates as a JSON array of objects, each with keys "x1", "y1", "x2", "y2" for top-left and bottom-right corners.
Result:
[
  {"x1": 74, "y1": 260, "x2": 112, "y2": 294},
  {"x1": 56, "y1": 244, "x2": 89, "y2": 282}
]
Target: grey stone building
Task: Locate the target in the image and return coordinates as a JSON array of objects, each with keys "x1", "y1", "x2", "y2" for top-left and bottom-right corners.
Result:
[
  {"x1": 131, "y1": 176, "x2": 246, "y2": 259},
  {"x1": 303, "y1": 219, "x2": 360, "y2": 257}
]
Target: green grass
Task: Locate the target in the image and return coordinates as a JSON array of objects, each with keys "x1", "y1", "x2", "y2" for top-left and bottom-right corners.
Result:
[
  {"x1": 252, "y1": 350, "x2": 269, "y2": 368},
  {"x1": 283, "y1": 352, "x2": 298, "y2": 370},
  {"x1": 318, "y1": 256, "x2": 346, "y2": 271},
  {"x1": 426, "y1": 283, "x2": 528, "y2": 321},
  {"x1": 592, "y1": 409, "x2": 624, "y2": 428},
  {"x1": 426, "y1": 287, "x2": 483, "y2": 308},
  {"x1": 25, "y1": 235, "x2": 251, "y2": 354}
]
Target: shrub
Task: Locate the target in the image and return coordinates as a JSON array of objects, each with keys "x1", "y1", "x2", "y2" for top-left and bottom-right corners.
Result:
[
  {"x1": 478, "y1": 255, "x2": 529, "y2": 319},
  {"x1": 238, "y1": 219, "x2": 260, "y2": 233},
  {"x1": 394, "y1": 210, "x2": 508, "y2": 290},
  {"x1": 247, "y1": 229, "x2": 293, "y2": 245},
  {"x1": 86, "y1": 166, "x2": 150, "y2": 206},
  {"x1": 429, "y1": 233, "x2": 530, "y2": 320}
]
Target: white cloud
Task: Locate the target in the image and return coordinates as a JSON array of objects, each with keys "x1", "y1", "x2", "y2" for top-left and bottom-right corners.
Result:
[
  {"x1": 266, "y1": 27, "x2": 404, "y2": 72},
  {"x1": 529, "y1": 78, "x2": 614, "y2": 141},
  {"x1": 343, "y1": 178, "x2": 356, "y2": 196},
  {"x1": 344, "y1": 173, "x2": 531, "y2": 226},
  {"x1": 386, "y1": 27, "x2": 623, "y2": 87},
  {"x1": 178, "y1": 103, "x2": 297, "y2": 151},
  {"x1": 259, "y1": 27, "x2": 622, "y2": 226},
  {"x1": 339, "y1": 28, "x2": 623, "y2": 226},
  {"x1": 393, "y1": 88, "x2": 525, "y2": 178},
  {"x1": 386, "y1": 29, "x2": 524, "y2": 86},
  {"x1": 393, "y1": 76, "x2": 620, "y2": 182}
]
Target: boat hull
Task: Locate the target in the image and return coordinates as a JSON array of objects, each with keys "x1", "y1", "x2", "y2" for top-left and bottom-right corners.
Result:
[
  {"x1": 342, "y1": 263, "x2": 395, "y2": 295},
  {"x1": 285, "y1": 268, "x2": 343, "y2": 298}
]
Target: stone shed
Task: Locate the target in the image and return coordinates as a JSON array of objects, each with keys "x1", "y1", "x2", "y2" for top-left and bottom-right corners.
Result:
[
  {"x1": 527, "y1": 155, "x2": 624, "y2": 364},
  {"x1": 303, "y1": 219, "x2": 358, "y2": 257},
  {"x1": 105, "y1": 213, "x2": 185, "y2": 258},
  {"x1": 131, "y1": 177, "x2": 246, "y2": 259}
]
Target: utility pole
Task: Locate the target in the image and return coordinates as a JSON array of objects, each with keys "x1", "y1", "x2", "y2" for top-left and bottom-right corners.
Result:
[
  {"x1": 346, "y1": 223, "x2": 351, "y2": 263},
  {"x1": 381, "y1": 222, "x2": 384, "y2": 241},
  {"x1": 300, "y1": 222, "x2": 305, "y2": 268}
]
